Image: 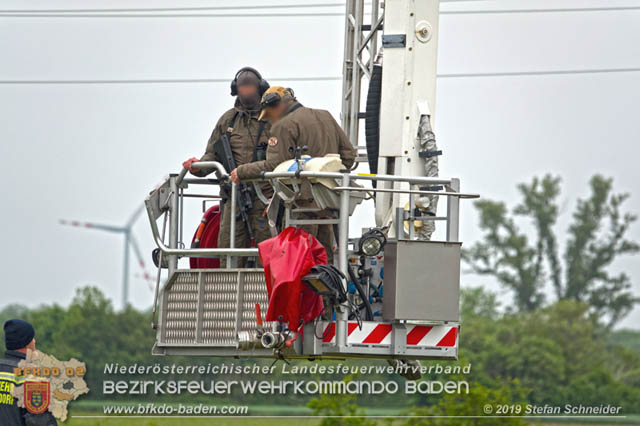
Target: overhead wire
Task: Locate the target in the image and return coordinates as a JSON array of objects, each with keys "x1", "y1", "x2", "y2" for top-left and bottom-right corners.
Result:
[
  {"x1": 1, "y1": 2, "x2": 640, "y2": 17},
  {"x1": 1, "y1": 2, "x2": 638, "y2": 84},
  {"x1": 0, "y1": 77, "x2": 341, "y2": 84},
  {"x1": 1, "y1": 67, "x2": 639, "y2": 85},
  {"x1": 0, "y1": 0, "x2": 541, "y2": 14},
  {"x1": 0, "y1": 12, "x2": 347, "y2": 18},
  {"x1": 0, "y1": 3, "x2": 350, "y2": 13},
  {"x1": 438, "y1": 67, "x2": 640, "y2": 78},
  {"x1": 443, "y1": 5, "x2": 640, "y2": 15}
]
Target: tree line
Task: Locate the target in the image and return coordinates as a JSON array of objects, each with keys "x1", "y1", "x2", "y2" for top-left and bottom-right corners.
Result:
[{"x1": 0, "y1": 174, "x2": 638, "y2": 424}]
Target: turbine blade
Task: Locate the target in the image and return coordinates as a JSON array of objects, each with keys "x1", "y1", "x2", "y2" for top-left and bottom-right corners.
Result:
[
  {"x1": 126, "y1": 204, "x2": 145, "y2": 229},
  {"x1": 133, "y1": 273, "x2": 155, "y2": 291},
  {"x1": 129, "y1": 233, "x2": 153, "y2": 283},
  {"x1": 59, "y1": 219, "x2": 125, "y2": 233}
]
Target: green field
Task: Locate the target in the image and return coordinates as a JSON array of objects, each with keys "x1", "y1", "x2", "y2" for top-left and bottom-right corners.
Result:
[
  {"x1": 68, "y1": 417, "x2": 320, "y2": 426},
  {"x1": 65, "y1": 415, "x2": 640, "y2": 426},
  {"x1": 65, "y1": 404, "x2": 640, "y2": 426}
]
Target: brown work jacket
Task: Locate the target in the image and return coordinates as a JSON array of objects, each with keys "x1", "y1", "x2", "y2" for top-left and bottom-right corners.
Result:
[
  {"x1": 193, "y1": 100, "x2": 272, "y2": 199},
  {"x1": 236, "y1": 103, "x2": 357, "y2": 182}
]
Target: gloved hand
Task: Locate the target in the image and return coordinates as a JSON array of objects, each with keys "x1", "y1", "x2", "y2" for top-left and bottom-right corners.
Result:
[{"x1": 182, "y1": 157, "x2": 200, "y2": 172}]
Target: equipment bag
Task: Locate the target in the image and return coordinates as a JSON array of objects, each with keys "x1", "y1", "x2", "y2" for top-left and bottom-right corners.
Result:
[{"x1": 258, "y1": 227, "x2": 326, "y2": 332}]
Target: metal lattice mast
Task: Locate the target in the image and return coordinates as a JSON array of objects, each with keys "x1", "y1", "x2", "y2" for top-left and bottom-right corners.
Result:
[{"x1": 340, "y1": 0, "x2": 383, "y2": 146}]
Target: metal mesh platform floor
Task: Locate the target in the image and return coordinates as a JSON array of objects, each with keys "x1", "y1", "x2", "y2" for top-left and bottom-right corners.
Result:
[{"x1": 158, "y1": 269, "x2": 270, "y2": 347}]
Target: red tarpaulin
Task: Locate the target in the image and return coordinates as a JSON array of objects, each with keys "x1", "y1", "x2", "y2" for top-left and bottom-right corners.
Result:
[
  {"x1": 189, "y1": 205, "x2": 221, "y2": 269},
  {"x1": 258, "y1": 227, "x2": 326, "y2": 332}
]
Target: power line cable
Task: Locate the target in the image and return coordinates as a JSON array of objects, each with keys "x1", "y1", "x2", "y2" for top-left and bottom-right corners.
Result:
[
  {"x1": 0, "y1": 3, "x2": 349, "y2": 13},
  {"x1": 438, "y1": 67, "x2": 640, "y2": 78},
  {"x1": 443, "y1": 5, "x2": 640, "y2": 15},
  {"x1": 0, "y1": 77, "x2": 343, "y2": 84},
  {"x1": 1, "y1": 7, "x2": 639, "y2": 18},
  {"x1": 0, "y1": 12, "x2": 348, "y2": 18},
  {"x1": 2, "y1": 3, "x2": 640, "y2": 17},
  {"x1": 0, "y1": 0, "x2": 513, "y2": 13},
  {"x1": 1, "y1": 67, "x2": 639, "y2": 85}
]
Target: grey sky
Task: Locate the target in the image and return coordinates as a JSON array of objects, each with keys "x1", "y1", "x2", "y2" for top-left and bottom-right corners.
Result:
[{"x1": 1, "y1": 0, "x2": 639, "y2": 328}]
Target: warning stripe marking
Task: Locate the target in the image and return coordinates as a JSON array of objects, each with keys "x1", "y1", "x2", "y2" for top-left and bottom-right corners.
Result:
[
  {"x1": 436, "y1": 327, "x2": 458, "y2": 347},
  {"x1": 406, "y1": 325, "x2": 433, "y2": 345},
  {"x1": 322, "y1": 322, "x2": 361, "y2": 343},
  {"x1": 362, "y1": 324, "x2": 392, "y2": 344},
  {"x1": 321, "y1": 322, "x2": 458, "y2": 348},
  {"x1": 322, "y1": 323, "x2": 335, "y2": 343},
  {"x1": 348, "y1": 322, "x2": 359, "y2": 335}
]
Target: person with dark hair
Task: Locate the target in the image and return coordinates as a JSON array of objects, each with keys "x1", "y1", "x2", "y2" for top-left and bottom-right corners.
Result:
[{"x1": 0, "y1": 320, "x2": 57, "y2": 425}]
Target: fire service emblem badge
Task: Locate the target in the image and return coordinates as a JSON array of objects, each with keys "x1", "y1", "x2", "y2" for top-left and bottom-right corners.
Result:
[{"x1": 24, "y1": 381, "x2": 50, "y2": 415}]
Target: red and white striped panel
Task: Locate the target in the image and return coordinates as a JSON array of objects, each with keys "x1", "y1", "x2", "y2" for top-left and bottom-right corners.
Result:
[{"x1": 322, "y1": 322, "x2": 458, "y2": 348}]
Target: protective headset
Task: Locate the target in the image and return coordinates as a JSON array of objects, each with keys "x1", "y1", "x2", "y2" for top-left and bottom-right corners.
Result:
[
  {"x1": 230, "y1": 67, "x2": 270, "y2": 96},
  {"x1": 261, "y1": 88, "x2": 295, "y2": 109}
]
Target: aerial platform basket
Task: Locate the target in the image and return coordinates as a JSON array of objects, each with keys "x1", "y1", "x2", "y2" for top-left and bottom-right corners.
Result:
[
  {"x1": 153, "y1": 268, "x2": 460, "y2": 359},
  {"x1": 144, "y1": 0, "x2": 481, "y2": 362},
  {"x1": 146, "y1": 161, "x2": 477, "y2": 361}
]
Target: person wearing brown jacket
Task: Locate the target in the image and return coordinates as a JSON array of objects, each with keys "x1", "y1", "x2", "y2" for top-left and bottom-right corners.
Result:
[
  {"x1": 232, "y1": 86, "x2": 357, "y2": 263},
  {"x1": 182, "y1": 67, "x2": 273, "y2": 267}
]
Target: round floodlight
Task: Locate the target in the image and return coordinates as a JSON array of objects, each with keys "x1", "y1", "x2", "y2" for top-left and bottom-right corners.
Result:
[
  {"x1": 358, "y1": 228, "x2": 387, "y2": 256},
  {"x1": 361, "y1": 237, "x2": 383, "y2": 256}
]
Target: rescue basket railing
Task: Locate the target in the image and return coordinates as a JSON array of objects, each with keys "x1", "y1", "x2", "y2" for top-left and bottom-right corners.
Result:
[
  {"x1": 146, "y1": 161, "x2": 478, "y2": 341},
  {"x1": 146, "y1": 161, "x2": 477, "y2": 267}
]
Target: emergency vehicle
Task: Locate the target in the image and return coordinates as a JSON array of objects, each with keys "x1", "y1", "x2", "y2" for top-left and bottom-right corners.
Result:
[{"x1": 145, "y1": 0, "x2": 478, "y2": 363}]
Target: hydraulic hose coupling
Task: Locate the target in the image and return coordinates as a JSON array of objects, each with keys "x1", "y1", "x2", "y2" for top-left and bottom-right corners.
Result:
[
  {"x1": 261, "y1": 331, "x2": 286, "y2": 349},
  {"x1": 237, "y1": 330, "x2": 262, "y2": 350}
]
